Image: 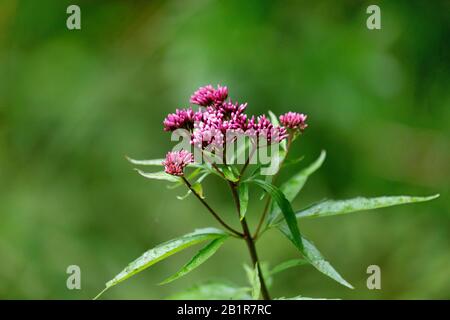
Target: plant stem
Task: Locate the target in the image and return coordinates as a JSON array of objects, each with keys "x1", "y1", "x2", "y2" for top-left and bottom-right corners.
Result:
[
  {"x1": 239, "y1": 143, "x2": 257, "y2": 179},
  {"x1": 182, "y1": 177, "x2": 243, "y2": 238},
  {"x1": 228, "y1": 181, "x2": 271, "y2": 300},
  {"x1": 253, "y1": 135, "x2": 293, "y2": 239},
  {"x1": 241, "y1": 217, "x2": 271, "y2": 300}
]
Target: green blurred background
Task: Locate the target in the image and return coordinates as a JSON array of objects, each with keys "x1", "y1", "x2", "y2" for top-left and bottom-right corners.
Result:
[{"x1": 1, "y1": 0, "x2": 449, "y2": 299}]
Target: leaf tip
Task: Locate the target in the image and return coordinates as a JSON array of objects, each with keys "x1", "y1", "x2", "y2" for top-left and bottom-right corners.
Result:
[
  {"x1": 158, "y1": 279, "x2": 171, "y2": 286},
  {"x1": 93, "y1": 287, "x2": 109, "y2": 300},
  {"x1": 319, "y1": 149, "x2": 327, "y2": 160},
  {"x1": 428, "y1": 194, "x2": 440, "y2": 200}
]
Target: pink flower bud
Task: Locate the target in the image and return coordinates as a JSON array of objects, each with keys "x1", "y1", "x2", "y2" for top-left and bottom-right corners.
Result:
[
  {"x1": 162, "y1": 150, "x2": 194, "y2": 176},
  {"x1": 279, "y1": 112, "x2": 308, "y2": 131}
]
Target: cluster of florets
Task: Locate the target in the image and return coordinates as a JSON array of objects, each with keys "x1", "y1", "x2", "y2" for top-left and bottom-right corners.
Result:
[
  {"x1": 162, "y1": 85, "x2": 307, "y2": 176},
  {"x1": 279, "y1": 112, "x2": 308, "y2": 131},
  {"x1": 163, "y1": 108, "x2": 201, "y2": 132},
  {"x1": 162, "y1": 150, "x2": 194, "y2": 176}
]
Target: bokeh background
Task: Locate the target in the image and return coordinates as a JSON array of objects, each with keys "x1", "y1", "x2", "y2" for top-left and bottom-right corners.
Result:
[{"x1": 0, "y1": 0, "x2": 449, "y2": 299}]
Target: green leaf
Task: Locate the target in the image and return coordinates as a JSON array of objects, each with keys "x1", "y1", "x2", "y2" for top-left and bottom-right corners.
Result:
[
  {"x1": 231, "y1": 165, "x2": 240, "y2": 177},
  {"x1": 160, "y1": 235, "x2": 229, "y2": 285},
  {"x1": 222, "y1": 166, "x2": 239, "y2": 182},
  {"x1": 135, "y1": 169, "x2": 181, "y2": 183},
  {"x1": 268, "y1": 150, "x2": 326, "y2": 224},
  {"x1": 296, "y1": 194, "x2": 440, "y2": 219},
  {"x1": 268, "y1": 110, "x2": 281, "y2": 127},
  {"x1": 191, "y1": 181, "x2": 206, "y2": 197},
  {"x1": 278, "y1": 224, "x2": 353, "y2": 289},
  {"x1": 167, "y1": 282, "x2": 251, "y2": 300},
  {"x1": 268, "y1": 110, "x2": 286, "y2": 151},
  {"x1": 126, "y1": 156, "x2": 164, "y2": 166},
  {"x1": 177, "y1": 181, "x2": 205, "y2": 200},
  {"x1": 229, "y1": 137, "x2": 250, "y2": 164},
  {"x1": 95, "y1": 228, "x2": 226, "y2": 299},
  {"x1": 244, "y1": 263, "x2": 261, "y2": 300},
  {"x1": 168, "y1": 167, "x2": 204, "y2": 190},
  {"x1": 270, "y1": 259, "x2": 308, "y2": 275},
  {"x1": 282, "y1": 156, "x2": 305, "y2": 168},
  {"x1": 259, "y1": 262, "x2": 273, "y2": 288},
  {"x1": 127, "y1": 155, "x2": 201, "y2": 168},
  {"x1": 249, "y1": 179, "x2": 303, "y2": 250},
  {"x1": 238, "y1": 183, "x2": 249, "y2": 220},
  {"x1": 248, "y1": 164, "x2": 263, "y2": 179}
]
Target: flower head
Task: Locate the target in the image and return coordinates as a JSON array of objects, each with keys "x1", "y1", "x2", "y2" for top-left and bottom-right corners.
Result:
[
  {"x1": 163, "y1": 150, "x2": 193, "y2": 176},
  {"x1": 279, "y1": 112, "x2": 308, "y2": 131},
  {"x1": 190, "y1": 85, "x2": 228, "y2": 107},
  {"x1": 191, "y1": 123, "x2": 224, "y2": 149},
  {"x1": 251, "y1": 115, "x2": 288, "y2": 143},
  {"x1": 164, "y1": 85, "x2": 295, "y2": 154},
  {"x1": 219, "y1": 102, "x2": 248, "y2": 130},
  {"x1": 163, "y1": 108, "x2": 201, "y2": 132}
]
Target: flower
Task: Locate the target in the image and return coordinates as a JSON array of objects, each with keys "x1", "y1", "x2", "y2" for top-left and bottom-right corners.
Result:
[
  {"x1": 279, "y1": 112, "x2": 308, "y2": 131},
  {"x1": 221, "y1": 102, "x2": 248, "y2": 129},
  {"x1": 164, "y1": 85, "x2": 292, "y2": 153},
  {"x1": 190, "y1": 85, "x2": 228, "y2": 107},
  {"x1": 249, "y1": 115, "x2": 288, "y2": 144},
  {"x1": 163, "y1": 108, "x2": 201, "y2": 132},
  {"x1": 191, "y1": 123, "x2": 224, "y2": 149},
  {"x1": 163, "y1": 150, "x2": 193, "y2": 176}
]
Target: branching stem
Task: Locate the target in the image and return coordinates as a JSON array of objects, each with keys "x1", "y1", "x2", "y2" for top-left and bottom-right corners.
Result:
[
  {"x1": 182, "y1": 176, "x2": 243, "y2": 238},
  {"x1": 228, "y1": 181, "x2": 271, "y2": 300},
  {"x1": 253, "y1": 135, "x2": 293, "y2": 239}
]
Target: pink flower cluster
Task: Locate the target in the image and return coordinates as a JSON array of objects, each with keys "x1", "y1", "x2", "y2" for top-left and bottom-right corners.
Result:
[
  {"x1": 280, "y1": 112, "x2": 308, "y2": 131},
  {"x1": 164, "y1": 85, "x2": 302, "y2": 144},
  {"x1": 163, "y1": 150, "x2": 193, "y2": 176},
  {"x1": 190, "y1": 85, "x2": 228, "y2": 107},
  {"x1": 163, "y1": 107, "x2": 203, "y2": 132},
  {"x1": 162, "y1": 84, "x2": 308, "y2": 175}
]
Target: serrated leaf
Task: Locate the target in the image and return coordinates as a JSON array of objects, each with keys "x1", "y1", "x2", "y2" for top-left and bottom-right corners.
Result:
[
  {"x1": 167, "y1": 282, "x2": 251, "y2": 300},
  {"x1": 270, "y1": 259, "x2": 308, "y2": 275},
  {"x1": 95, "y1": 228, "x2": 226, "y2": 299},
  {"x1": 244, "y1": 263, "x2": 261, "y2": 300},
  {"x1": 160, "y1": 235, "x2": 228, "y2": 285},
  {"x1": 249, "y1": 179, "x2": 303, "y2": 250},
  {"x1": 268, "y1": 150, "x2": 326, "y2": 224},
  {"x1": 135, "y1": 169, "x2": 181, "y2": 183},
  {"x1": 296, "y1": 194, "x2": 440, "y2": 219},
  {"x1": 238, "y1": 183, "x2": 249, "y2": 220},
  {"x1": 278, "y1": 224, "x2": 353, "y2": 289}
]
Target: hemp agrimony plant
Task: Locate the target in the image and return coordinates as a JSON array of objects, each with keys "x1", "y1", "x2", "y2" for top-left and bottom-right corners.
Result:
[{"x1": 95, "y1": 85, "x2": 438, "y2": 300}]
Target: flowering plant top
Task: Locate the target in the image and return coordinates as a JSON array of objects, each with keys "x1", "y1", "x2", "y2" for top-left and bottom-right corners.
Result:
[{"x1": 96, "y1": 84, "x2": 439, "y2": 300}]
